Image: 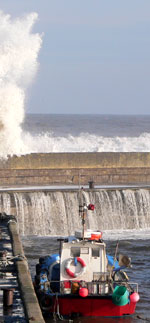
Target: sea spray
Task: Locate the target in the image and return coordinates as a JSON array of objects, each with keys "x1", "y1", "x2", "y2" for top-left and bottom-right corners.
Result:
[
  {"x1": 22, "y1": 131, "x2": 150, "y2": 153},
  {"x1": 0, "y1": 11, "x2": 42, "y2": 158}
]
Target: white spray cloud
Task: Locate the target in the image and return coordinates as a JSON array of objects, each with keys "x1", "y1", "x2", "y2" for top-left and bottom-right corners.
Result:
[{"x1": 0, "y1": 11, "x2": 42, "y2": 158}]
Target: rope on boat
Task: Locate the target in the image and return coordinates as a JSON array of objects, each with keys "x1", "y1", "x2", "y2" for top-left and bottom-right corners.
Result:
[{"x1": 53, "y1": 293, "x2": 64, "y2": 321}]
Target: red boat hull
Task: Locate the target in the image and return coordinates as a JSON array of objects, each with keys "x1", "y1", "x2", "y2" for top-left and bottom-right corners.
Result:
[{"x1": 51, "y1": 295, "x2": 137, "y2": 317}]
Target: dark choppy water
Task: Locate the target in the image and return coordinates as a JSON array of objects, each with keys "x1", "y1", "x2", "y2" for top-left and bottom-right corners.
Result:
[{"x1": 22, "y1": 236, "x2": 150, "y2": 323}]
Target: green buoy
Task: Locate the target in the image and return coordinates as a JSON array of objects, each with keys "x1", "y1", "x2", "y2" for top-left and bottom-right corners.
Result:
[{"x1": 112, "y1": 285, "x2": 129, "y2": 306}]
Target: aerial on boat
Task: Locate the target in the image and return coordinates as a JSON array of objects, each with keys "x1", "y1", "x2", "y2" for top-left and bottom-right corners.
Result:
[{"x1": 34, "y1": 200, "x2": 139, "y2": 318}]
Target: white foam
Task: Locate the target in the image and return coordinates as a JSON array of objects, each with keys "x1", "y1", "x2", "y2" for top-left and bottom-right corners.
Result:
[
  {"x1": 103, "y1": 228, "x2": 150, "y2": 240},
  {"x1": 21, "y1": 131, "x2": 150, "y2": 153},
  {"x1": 0, "y1": 11, "x2": 42, "y2": 158}
]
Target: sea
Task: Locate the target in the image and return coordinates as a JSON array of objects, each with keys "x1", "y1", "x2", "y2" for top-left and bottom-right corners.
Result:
[
  {"x1": 21, "y1": 114, "x2": 150, "y2": 153},
  {"x1": 21, "y1": 114, "x2": 150, "y2": 323}
]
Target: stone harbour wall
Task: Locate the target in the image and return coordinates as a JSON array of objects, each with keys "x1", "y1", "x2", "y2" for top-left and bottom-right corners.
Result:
[{"x1": 0, "y1": 152, "x2": 150, "y2": 186}]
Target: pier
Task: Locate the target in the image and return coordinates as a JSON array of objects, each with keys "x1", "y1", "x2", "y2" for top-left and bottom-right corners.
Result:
[{"x1": 0, "y1": 214, "x2": 44, "y2": 323}]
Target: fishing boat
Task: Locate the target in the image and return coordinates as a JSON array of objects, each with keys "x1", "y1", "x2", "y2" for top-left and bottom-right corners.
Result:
[{"x1": 34, "y1": 202, "x2": 139, "y2": 318}]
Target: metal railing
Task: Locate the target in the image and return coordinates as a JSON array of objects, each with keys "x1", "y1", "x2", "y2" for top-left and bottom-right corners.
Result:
[{"x1": 39, "y1": 277, "x2": 138, "y2": 296}]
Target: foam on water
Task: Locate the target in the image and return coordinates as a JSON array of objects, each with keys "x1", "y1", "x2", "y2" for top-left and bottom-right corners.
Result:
[
  {"x1": 102, "y1": 228, "x2": 150, "y2": 240},
  {"x1": 0, "y1": 11, "x2": 42, "y2": 158},
  {"x1": 21, "y1": 131, "x2": 150, "y2": 153}
]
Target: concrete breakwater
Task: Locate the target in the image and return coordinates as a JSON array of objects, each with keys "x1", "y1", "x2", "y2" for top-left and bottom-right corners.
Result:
[
  {"x1": 0, "y1": 215, "x2": 44, "y2": 322},
  {"x1": 9, "y1": 220, "x2": 44, "y2": 323},
  {"x1": 1, "y1": 152, "x2": 150, "y2": 186}
]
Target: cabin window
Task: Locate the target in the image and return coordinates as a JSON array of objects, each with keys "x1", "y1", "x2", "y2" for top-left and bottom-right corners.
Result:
[
  {"x1": 92, "y1": 248, "x2": 99, "y2": 257},
  {"x1": 71, "y1": 247, "x2": 80, "y2": 257}
]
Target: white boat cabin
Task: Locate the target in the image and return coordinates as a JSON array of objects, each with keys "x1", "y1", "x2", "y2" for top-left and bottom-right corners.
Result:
[{"x1": 60, "y1": 237, "x2": 107, "y2": 283}]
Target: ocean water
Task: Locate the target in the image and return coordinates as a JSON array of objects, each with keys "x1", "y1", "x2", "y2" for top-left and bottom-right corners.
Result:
[
  {"x1": 21, "y1": 114, "x2": 150, "y2": 153},
  {"x1": 23, "y1": 114, "x2": 150, "y2": 137}
]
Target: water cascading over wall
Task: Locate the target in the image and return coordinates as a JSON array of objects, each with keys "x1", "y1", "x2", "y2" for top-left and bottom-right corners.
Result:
[{"x1": 0, "y1": 189, "x2": 150, "y2": 235}]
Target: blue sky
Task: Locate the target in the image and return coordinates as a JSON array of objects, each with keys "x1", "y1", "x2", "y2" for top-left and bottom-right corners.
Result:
[{"x1": 1, "y1": 0, "x2": 150, "y2": 114}]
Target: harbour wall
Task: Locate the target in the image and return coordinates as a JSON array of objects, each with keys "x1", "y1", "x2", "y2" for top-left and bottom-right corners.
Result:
[
  {"x1": 1, "y1": 188, "x2": 150, "y2": 235},
  {"x1": 1, "y1": 152, "x2": 150, "y2": 186}
]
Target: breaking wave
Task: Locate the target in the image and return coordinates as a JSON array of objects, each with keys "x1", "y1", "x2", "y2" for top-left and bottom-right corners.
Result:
[
  {"x1": 21, "y1": 131, "x2": 150, "y2": 153},
  {"x1": 0, "y1": 11, "x2": 42, "y2": 158},
  {"x1": 0, "y1": 11, "x2": 149, "y2": 157}
]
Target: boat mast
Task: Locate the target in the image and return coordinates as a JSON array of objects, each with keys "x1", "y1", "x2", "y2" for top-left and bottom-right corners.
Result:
[
  {"x1": 82, "y1": 204, "x2": 87, "y2": 240},
  {"x1": 79, "y1": 185, "x2": 95, "y2": 240},
  {"x1": 79, "y1": 203, "x2": 86, "y2": 241},
  {"x1": 79, "y1": 186, "x2": 86, "y2": 241}
]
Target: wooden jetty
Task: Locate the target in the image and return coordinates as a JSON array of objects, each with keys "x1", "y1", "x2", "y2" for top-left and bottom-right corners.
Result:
[{"x1": 0, "y1": 213, "x2": 44, "y2": 323}]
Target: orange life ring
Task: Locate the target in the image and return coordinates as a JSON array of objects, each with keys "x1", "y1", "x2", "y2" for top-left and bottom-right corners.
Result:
[{"x1": 65, "y1": 257, "x2": 86, "y2": 278}]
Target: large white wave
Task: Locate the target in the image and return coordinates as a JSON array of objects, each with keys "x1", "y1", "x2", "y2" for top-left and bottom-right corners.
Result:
[
  {"x1": 21, "y1": 131, "x2": 150, "y2": 153},
  {"x1": 0, "y1": 11, "x2": 42, "y2": 158},
  {"x1": 0, "y1": 11, "x2": 150, "y2": 156}
]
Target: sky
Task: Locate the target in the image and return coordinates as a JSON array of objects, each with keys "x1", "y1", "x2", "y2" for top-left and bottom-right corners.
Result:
[{"x1": 0, "y1": 0, "x2": 150, "y2": 115}]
